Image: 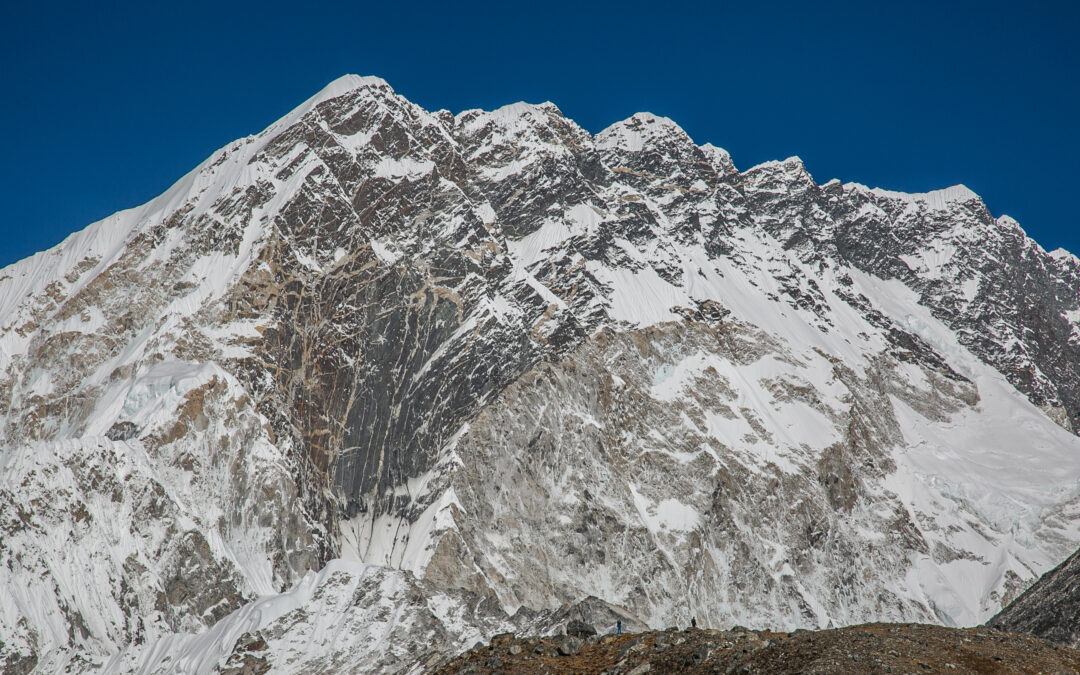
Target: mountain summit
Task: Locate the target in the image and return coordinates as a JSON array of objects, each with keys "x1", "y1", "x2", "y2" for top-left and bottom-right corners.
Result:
[{"x1": 2, "y1": 75, "x2": 1080, "y2": 673}]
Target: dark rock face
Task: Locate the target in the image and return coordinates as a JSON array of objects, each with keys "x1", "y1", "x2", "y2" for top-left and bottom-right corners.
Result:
[
  {"x1": 163, "y1": 531, "x2": 246, "y2": 628},
  {"x1": 566, "y1": 619, "x2": 597, "y2": 638},
  {"x1": 989, "y1": 545, "x2": 1080, "y2": 648},
  {"x1": 220, "y1": 632, "x2": 272, "y2": 675},
  {"x1": 0, "y1": 652, "x2": 37, "y2": 675},
  {"x1": 223, "y1": 86, "x2": 597, "y2": 540}
]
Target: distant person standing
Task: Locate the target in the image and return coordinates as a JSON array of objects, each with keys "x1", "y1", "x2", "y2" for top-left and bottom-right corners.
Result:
[{"x1": 617, "y1": 620, "x2": 622, "y2": 635}]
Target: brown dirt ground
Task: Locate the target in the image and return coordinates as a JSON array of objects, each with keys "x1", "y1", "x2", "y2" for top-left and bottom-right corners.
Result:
[{"x1": 431, "y1": 623, "x2": 1080, "y2": 674}]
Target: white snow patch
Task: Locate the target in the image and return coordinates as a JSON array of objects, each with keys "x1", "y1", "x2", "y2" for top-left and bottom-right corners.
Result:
[
  {"x1": 372, "y1": 156, "x2": 434, "y2": 179},
  {"x1": 1050, "y1": 247, "x2": 1079, "y2": 266},
  {"x1": 628, "y1": 484, "x2": 700, "y2": 532},
  {"x1": 507, "y1": 220, "x2": 575, "y2": 269},
  {"x1": 596, "y1": 112, "x2": 690, "y2": 152},
  {"x1": 847, "y1": 183, "x2": 980, "y2": 211},
  {"x1": 340, "y1": 487, "x2": 462, "y2": 575},
  {"x1": 370, "y1": 240, "x2": 402, "y2": 265},
  {"x1": 600, "y1": 265, "x2": 684, "y2": 325}
]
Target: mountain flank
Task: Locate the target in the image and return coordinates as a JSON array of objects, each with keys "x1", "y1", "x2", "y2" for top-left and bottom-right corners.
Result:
[{"x1": 2, "y1": 75, "x2": 1080, "y2": 673}]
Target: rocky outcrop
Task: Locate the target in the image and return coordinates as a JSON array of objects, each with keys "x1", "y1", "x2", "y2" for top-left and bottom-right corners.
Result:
[{"x1": 989, "y1": 545, "x2": 1080, "y2": 648}]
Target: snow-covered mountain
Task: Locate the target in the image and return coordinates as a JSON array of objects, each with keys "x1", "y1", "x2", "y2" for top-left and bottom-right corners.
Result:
[{"x1": 3, "y1": 74, "x2": 1080, "y2": 673}]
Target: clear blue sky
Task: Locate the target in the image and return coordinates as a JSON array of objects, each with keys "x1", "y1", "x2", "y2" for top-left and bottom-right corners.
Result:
[{"x1": 2, "y1": 1, "x2": 1077, "y2": 268}]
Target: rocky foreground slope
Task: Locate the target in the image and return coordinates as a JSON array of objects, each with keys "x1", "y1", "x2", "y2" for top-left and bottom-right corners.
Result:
[
  {"x1": 2, "y1": 75, "x2": 1080, "y2": 672},
  {"x1": 437, "y1": 623, "x2": 1080, "y2": 674}
]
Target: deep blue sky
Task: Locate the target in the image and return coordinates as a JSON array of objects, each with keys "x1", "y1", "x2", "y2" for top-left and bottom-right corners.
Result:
[{"x1": 2, "y1": 1, "x2": 1077, "y2": 268}]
